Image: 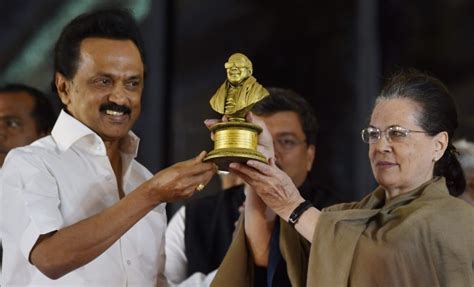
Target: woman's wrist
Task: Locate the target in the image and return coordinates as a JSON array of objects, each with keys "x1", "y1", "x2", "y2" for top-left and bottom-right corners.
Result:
[
  {"x1": 276, "y1": 197, "x2": 306, "y2": 222},
  {"x1": 288, "y1": 200, "x2": 313, "y2": 227}
]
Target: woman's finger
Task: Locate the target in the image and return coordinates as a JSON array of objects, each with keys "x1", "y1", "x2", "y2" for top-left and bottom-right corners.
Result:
[
  {"x1": 246, "y1": 160, "x2": 274, "y2": 176},
  {"x1": 228, "y1": 166, "x2": 255, "y2": 185},
  {"x1": 229, "y1": 162, "x2": 267, "y2": 183}
]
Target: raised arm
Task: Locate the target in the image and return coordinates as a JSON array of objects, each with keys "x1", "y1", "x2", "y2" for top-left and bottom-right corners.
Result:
[
  {"x1": 242, "y1": 183, "x2": 276, "y2": 266},
  {"x1": 229, "y1": 113, "x2": 321, "y2": 242},
  {"x1": 230, "y1": 160, "x2": 320, "y2": 242},
  {"x1": 30, "y1": 151, "x2": 216, "y2": 279}
]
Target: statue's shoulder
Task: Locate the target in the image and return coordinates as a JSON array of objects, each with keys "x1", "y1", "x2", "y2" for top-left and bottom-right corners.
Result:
[{"x1": 210, "y1": 81, "x2": 228, "y2": 113}]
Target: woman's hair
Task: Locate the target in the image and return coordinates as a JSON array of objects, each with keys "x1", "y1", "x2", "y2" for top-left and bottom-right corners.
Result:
[
  {"x1": 453, "y1": 139, "x2": 474, "y2": 171},
  {"x1": 376, "y1": 69, "x2": 465, "y2": 196}
]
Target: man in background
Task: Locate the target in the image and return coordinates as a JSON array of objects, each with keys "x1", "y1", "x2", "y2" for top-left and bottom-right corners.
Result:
[
  {"x1": 0, "y1": 84, "x2": 56, "y2": 166},
  {"x1": 0, "y1": 83, "x2": 56, "y2": 280},
  {"x1": 165, "y1": 87, "x2": 340, "y2": 286}
]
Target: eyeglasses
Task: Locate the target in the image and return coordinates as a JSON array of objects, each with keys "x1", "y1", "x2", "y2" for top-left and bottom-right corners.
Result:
[
  {"x1": 361, "y1": 125, "x2": 428, "y2": 144},
  {"x1": 274, "y1": 136, "x2": 306, "y2": 151}
]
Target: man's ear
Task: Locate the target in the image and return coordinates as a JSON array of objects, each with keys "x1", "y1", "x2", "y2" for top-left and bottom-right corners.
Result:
[{"x1": 55, "y1": 72, "x2": 71, "y2": 106}]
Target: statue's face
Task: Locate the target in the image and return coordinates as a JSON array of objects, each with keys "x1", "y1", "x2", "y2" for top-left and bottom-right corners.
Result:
[{"x1": 225, "y1": 55, "x2": 251, "y2": 85}]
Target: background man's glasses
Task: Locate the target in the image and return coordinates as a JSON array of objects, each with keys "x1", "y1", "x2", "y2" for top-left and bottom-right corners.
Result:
[
  {"x1": 361, "y1": 125, "x2": 428, "y2": 144},
  {"x1": 274, "y1": 136, "x2": 306, "y2": 151}
]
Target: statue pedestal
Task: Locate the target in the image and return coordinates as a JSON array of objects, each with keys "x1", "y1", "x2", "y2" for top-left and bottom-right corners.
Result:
[{"x1": 203, "y1": 121, "x2": 267, "y2": 171}]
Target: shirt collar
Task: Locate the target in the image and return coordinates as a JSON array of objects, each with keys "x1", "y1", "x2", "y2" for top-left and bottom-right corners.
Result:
[{"x1": 51, "y1": 110, "x2": 140, "y2": 157}]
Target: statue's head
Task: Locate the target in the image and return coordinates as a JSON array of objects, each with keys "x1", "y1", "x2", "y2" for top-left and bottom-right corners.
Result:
[{"x1": 225, "y1": 53, "x2": 253, "y2": 85}]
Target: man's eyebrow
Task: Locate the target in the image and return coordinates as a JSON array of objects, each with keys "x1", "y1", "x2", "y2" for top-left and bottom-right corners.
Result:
[
  {"x1": 127, "y1": 75, "x2": 142, "y2": 80},
  {"x1": 94, "y1": 72, "x2": 114, "y2": 78},
  {"x1": 275, "y1": 132, "x2": 298, "y2": 137}
]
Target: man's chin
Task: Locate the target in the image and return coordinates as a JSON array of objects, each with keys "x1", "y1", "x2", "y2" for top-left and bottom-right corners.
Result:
[{"x1": 97, "y1": 127, "x2": 131, "y2": 142}]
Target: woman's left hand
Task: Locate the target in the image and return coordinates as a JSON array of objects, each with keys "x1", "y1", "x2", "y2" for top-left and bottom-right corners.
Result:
[
  {"x1": 246, "y1": 112, "x2": 275, "y2": 162},
  {"x1": 229, "y1": 159, "x2": 305, "y2": 221}
]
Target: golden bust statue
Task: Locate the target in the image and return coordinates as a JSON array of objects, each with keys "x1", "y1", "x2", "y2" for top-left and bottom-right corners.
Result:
[
  {"x1": 210, "y1": 53, "x2": 269, "y2": 121},
  {"x1": 204, "y1": 53, "x2": 268, "y2": 170}
]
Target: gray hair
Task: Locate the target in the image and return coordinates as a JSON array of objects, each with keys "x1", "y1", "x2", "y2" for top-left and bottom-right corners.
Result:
[{"x1": 453, "y1": 139, "x2": 474, "y2": 170}]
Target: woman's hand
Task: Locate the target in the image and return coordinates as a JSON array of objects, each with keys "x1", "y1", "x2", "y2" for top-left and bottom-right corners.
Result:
[
  {"x1": 231, "y1": 160, "x2": 320, "y2": 242},
  {"x1": 229, "y1": 159, "x2": 304, "y2": 221},
  {"x1": 246, "y1": 112, "x2": 275, "y2": 162}
]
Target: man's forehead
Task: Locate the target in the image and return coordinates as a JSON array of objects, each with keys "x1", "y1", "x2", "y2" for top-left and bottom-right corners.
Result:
[
  {"x1": 79, "y1": 38, "x2": 142, "y2": 61},
  {"x1": 0, "y1": 92, "x2": 35, "y2": 114},
  {"x1": 76, "y1": 37, "x2": 144, "y2": 76},
  {"x1": 261, "y1": 112, "x2": 305, "y2": 132},
  {"x1": 0, "y1": 91, "x2": 34, "y2": 105}
]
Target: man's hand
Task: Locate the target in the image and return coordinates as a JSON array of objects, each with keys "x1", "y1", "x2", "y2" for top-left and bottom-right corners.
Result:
[
  {"x1": 144, "y1": 151, "x2": 217, "y2": 204},
  {"x1": 30, "y1": 151, "x2": 216, "y2": 279}
]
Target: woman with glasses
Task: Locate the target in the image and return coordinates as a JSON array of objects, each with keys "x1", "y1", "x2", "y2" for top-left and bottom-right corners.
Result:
[{"x1": 212, "y1": 70, "x2": 474, "y2": 286}]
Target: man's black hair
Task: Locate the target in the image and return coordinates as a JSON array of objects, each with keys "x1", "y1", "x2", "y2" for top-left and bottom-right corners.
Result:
[
  {"x1": 52, "y1": 9, "x2": 146, "y2": 92},
  {"x1": 252, "y1": 87, "x2": 319, "y2": 146}
]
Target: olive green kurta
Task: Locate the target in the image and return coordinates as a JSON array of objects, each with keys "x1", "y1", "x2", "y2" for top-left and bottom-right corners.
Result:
[{"x1": 212, "y1": 177, "x2": 474, "y2": 286}]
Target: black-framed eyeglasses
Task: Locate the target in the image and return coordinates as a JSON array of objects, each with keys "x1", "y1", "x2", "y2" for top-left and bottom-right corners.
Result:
[
  {"x1": 361, "y1": 125, "x2": 428, "y2": 144},
  {"x1": 274, "y1": 135, "x2": 306, "y2": 151}
]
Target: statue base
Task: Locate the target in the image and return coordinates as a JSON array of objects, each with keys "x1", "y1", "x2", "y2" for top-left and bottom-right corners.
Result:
[{"x1": 203, "y1": 121, "x2": 267, "y2": 171}]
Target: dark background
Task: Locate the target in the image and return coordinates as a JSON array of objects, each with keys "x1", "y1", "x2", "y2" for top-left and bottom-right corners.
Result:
[{"x1": 1, "y1": 0, "x2": 473, "y2": 215}]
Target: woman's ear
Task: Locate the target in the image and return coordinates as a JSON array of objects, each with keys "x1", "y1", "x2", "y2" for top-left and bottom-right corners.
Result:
[
  {"x1": 55, "y1": 72, "x2": 71, "y2": 106},
  {"x1": 433, "y1": 131, "x2": 449, "y2": 161},
  {"x1": 306, "y1": 144, "x2": 316, "y2": 172}
]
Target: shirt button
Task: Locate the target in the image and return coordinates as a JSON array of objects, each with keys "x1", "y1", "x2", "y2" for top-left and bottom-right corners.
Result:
[
  {"x1": 127, "y1": 260, "x2": 132, "y2": 265},
  {"x1": 105, "y1": 175, "x2": 113, "y2": 181}
]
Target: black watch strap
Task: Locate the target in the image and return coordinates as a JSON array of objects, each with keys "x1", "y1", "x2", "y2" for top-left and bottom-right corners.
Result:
[{"x1": 288, "y1": 200, "x2": 313, "y2": 227}]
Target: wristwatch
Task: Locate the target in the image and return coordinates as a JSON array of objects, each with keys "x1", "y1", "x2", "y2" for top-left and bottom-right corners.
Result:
[{"x1": 288, "y1": 200, "x2": 313, "y2": 227}]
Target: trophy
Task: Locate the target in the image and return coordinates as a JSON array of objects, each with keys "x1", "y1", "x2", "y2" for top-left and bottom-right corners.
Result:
[{"x1": 203, "y1": 53, "x2": 269, "y2": 171}]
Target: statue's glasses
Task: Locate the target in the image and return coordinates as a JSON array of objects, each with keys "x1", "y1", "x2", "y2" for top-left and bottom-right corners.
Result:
[
  {"x1": 361, "y1": 125, "x2": 428, "y2": 144},
  {"x1": 224, "y1": 62, "x2": 248, "y2": 69}
]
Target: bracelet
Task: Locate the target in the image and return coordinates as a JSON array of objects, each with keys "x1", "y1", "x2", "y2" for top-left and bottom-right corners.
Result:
[{"x1": 288, "y1": 200, "x2": 313, "y2": 227}]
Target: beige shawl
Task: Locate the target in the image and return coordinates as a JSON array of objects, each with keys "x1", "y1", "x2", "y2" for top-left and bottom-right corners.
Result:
[{"x1": 212, "y1": 177, "x2": 474, "y2": 286}]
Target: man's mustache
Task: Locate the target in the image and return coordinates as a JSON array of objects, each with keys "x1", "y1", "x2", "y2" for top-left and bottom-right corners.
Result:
[{"x1": 99, "y1": 103, "x2": 131, "y2": 115}]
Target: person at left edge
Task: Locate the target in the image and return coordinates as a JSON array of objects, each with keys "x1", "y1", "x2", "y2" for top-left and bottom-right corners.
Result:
[
  {"x1": 0, "y1": 83, "x2": 57, "y2": 281},
  {"x1": 0, "y1": 9, "x2": 216, "y2": 286}
]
